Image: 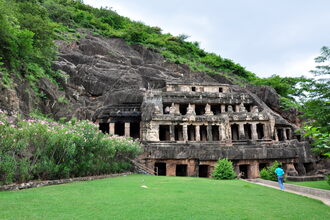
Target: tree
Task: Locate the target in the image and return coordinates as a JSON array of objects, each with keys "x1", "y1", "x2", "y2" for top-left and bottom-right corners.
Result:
[{"x1": 300, "y1": 46, "x2": 330, "y2": 157}]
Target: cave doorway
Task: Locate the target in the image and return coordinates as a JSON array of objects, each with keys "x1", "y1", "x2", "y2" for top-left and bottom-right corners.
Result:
[
  {"x1": 239, "y1": 165, "x2": 249, "y2": 179},
  {"x1": 130, "y1": 122, "x2": 140, "y2": 139},
  {"x1": 155, "y1": 162, "x2": 166, "y2": 176},
  {"x1": 212, "y1": 125, "x2": 220, "y2": 141},
  {"x1": 200, "y1": 125, "x2": 208, "y2": 141},
  {"x1": 176, "y1": 164, "x2": 187, "y2": 176},
  {"x1": 179, "y1": 104, "x2": 188, "y2": 115},
  {"x1": 277, "y1": 128, "x2": 284, "y2": 141},
  {"x1": 175, "y1": 125, "x2": 183, "y2": 141},
  {"x1": 159, "y1": 125, "x2": 170, "y2": 141},
  {"x1": 195, "y1": 104, "x2": 206, "y2": 115},
  {"x1": 99, "y1": 123, "x2": 109, "y2": 134},
  {"x1": 259, "y1": 163, "x2": 267, "y2": 171},
  {"x1": 115, "y1": 122, "x2": 125, "y2": 136},
  {"x1": 199, "y1": 165, "x2": 209, "y2": 177},
  {"x1": 231, "y1": 124, "x2": 239, "y2": 140},
  {"x1": 244, "y1": 124, "x2": 252, "y2": 140},
  {"x1": 257, "y1": 123, "x2": 264, "y2": 139},
  {"x1": 188, "y1": 125, "x2": 196, "y2": 141}
]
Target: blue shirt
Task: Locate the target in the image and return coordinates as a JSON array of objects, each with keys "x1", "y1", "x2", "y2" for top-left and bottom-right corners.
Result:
[{"x1": 275, "y1": 168, "x2": 284, "y2": 176}]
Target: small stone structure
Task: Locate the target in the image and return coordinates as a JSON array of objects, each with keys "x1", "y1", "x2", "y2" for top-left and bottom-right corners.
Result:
[{"x1": 95, "y1": 81, "x2": 316, "y2": 179}]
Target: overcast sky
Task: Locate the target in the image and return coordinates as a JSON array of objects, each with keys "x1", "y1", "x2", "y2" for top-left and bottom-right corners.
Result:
[{"x1": 84, "y1": 0, "x2": 330, "y2": 78}]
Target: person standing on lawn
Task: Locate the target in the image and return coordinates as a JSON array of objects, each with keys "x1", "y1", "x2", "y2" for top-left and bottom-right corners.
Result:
[{"x1": 275, "y1": 164, "x2": 285, "y2": 190}]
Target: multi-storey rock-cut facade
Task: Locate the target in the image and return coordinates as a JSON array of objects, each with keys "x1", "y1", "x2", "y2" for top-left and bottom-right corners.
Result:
[{"x1": 96, "y1": 81, "x2": 315, "y2": 178}]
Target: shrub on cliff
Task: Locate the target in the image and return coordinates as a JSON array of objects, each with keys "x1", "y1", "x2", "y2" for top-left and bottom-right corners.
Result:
[
  {"x1": 0, "y1": 110, "x2": 142, "y2": 185},
  {"x1": 211, "y1": 158, "x2": 236, "y2": 180},
  {"x1": 260, "y1": 161, "x2": 281, "y2": 181}
]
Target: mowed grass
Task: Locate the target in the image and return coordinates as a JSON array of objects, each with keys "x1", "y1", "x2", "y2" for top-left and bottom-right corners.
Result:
[
  {"x1": 286, "y1": 180, "x2": 330, "y2": 190},
  {"x1": 0, "y1": 175, "x2": 329, "y2": 220}
]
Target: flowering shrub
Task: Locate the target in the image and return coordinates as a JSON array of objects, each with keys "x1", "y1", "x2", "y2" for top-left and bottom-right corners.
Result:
[{"x1": 0, "y1": 110, "x2": 141, "y2": 185}]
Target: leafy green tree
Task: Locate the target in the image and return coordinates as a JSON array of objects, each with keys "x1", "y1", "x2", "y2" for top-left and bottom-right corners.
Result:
[
  {"x1": 211, "y1": 158, "x2": 236, "y2": 180},
  {"x1": 300, "y1": 46, "x2": 330, "y2": 157}
]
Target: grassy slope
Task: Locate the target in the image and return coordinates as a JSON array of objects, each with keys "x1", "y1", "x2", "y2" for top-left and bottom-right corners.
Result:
[
  {"x1": 286, "y1": 180, "x2": 330, "y2": 190},
  {"x1": 0, "y1": 175, "x2": 329, "y2": 220}
]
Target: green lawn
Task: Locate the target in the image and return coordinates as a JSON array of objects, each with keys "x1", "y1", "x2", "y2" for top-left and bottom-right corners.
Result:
[
  {"x1": 286, "y1": 180, "x2": 330, "y2": 190},
  {"x1": 0, "y1": 175, "x2": 329, "y2": 220}
]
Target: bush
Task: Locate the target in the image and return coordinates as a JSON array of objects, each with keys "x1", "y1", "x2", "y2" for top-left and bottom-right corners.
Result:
[
  {"x1": 327, "y1": 174, "x2": 330, "y2": 186},
  {"x1": 260, "y1": 161, "x2": 281, "y2": 181},
  {"x1": 0, "y1": 110, "x2": 142, "y2": 185},
  {"x1": 211, "y1": 158, "x2": 236, "y2": 180}
]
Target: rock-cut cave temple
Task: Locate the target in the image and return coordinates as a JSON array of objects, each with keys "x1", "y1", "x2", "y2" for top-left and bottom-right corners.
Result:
[{"x1": 95, "y1": 81, "x2": 315, "y2": 178}]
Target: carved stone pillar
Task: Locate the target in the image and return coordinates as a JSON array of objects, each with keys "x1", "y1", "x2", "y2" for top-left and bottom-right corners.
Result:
[
  {"x1": 264, "y1": 123, "x2": 271, "y2": 139},
  {"x1": 110, "y1": 123, "x2": 115, "y2": 135},
  {"x1": 125, "y1": 122, "x2": 130, "y2": 137},
  {"x1": 207, "y1": 124, "x2": 213, "y2": 141},
  {"x1": 249, "y1": 161, "x2": 259, "y2": 178},
  {"x1": 183, "y1": 124, "x2": 188, "y2": 141},
  {"x1": 195, "y1": 125, "x2": 200, "y2": 141},
  {"x1": 275, "y1": 128, "x2": 279, "y2": 141},
  {"x1": 235, "y1": 105, "x2": 240, "y2": 113},
  {"x1": 170, "y1": 124, "x2": 175, "y2": 141},
  {"x1": 251, "y1": 123, "x2": 258, "y2": 140},
  {"x1": 221, "y1": 104, "x2": 226, "y2": 113},
  {"x1": 219, "y1": 124, "x2": 225, "y2": 140},
  {"x1": 286, "y1": 129, "x2": 291, "y2": 140},
  {"x1": 282, "y1": 128, "x2": 287, "y2": 140},
  {"x1": 238, "y1": 123, "x2": 245, "y2": 140}
]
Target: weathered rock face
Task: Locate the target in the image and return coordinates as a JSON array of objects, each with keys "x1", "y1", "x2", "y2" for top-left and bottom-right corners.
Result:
[{"x1": 0, "y1": 32, "x2": 291, "y2": 123}]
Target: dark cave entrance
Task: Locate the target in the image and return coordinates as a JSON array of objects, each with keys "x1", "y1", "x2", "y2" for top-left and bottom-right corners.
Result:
[
  {"x1": 175, "y1": 125, "x2": 183, "y2": 141},
  {"x1": 200, "y1": 125, "x2": 208, "y2": 141},
  {"x1": 231, "y1": 124, "x2": 239, "y2": 140},
  {"x1": 188, "y1": 125, "x2": 196, "y2": 141},
  {"x1": 195, "y1": 104, "x2": 206, "y2": 115},
  {"x1": 159, "y1": 125, "x2": 170, "y2": 141},
  {"x1": 212, "y1": 125, "x2": 220, "y2": 141},
  {"x1": 257, "y1": 123, "x2": 264, "y2": 139},
  {"x1": 239, "y1": 164, "x2": 249, "y2": 179},
  {"x1": 244, "y1": 124, "x2": 252, "y2": 140},
  {"x1": 155, "y1": 162, "x2": 166, "y2": 176},
  {"x1": 130, "y1": 122, "x2": 140, "y2": 139},
  {"x1": 199, "y1": 165, "x2": 209, "y2": 177},
  {"x1": 176, "y1": 164, "x2": 187, "y2": 176},
  {"x1": 115, "y1": 122, "x2": 125, "y2": 136},
  {"x1": 99, "y1": 123, "x2": 109, "y2": 134}
]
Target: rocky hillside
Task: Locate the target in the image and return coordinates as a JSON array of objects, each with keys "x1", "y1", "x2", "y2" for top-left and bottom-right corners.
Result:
[
  {"x1": 0, "y1": 0, "x2": 298, "y2": 125},
  {"x1": 1, "y1": 31, "x2": 293, "y2": 124}
]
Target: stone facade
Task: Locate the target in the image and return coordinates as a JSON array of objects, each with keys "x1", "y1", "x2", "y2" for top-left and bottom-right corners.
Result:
[{"x1": 96, "y1": 81, "x2": 316, "y2": 179}]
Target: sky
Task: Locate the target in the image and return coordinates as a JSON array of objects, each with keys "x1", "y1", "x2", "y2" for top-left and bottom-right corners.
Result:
[{"x1": 84, "y1": 0, "x2": 330, "y2": 78}]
